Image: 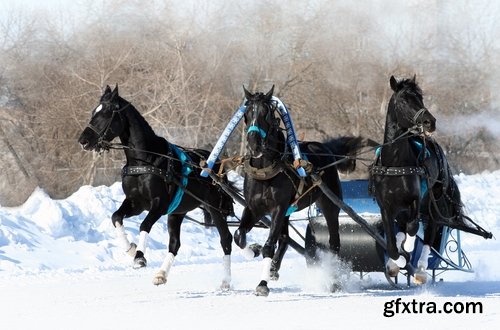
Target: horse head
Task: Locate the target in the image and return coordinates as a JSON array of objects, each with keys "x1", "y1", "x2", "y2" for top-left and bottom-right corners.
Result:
[
  {"x1": 243, "y1": 85, "x2": 284, "y2": 158},
  {"x1": 78, "y1": 84, "x2": 129, "y2": 152},
  {"x1": 388, "y1": 75, "x2": 436, "y2": 136}
]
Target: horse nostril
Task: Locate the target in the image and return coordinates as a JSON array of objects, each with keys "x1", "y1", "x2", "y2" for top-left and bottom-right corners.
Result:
[
  {"x1": 79, "y1": 139, "x2": 89, "y2": 149},
  {"x1": 422, "y1": 119, "x2": 436, "y2": 133}
]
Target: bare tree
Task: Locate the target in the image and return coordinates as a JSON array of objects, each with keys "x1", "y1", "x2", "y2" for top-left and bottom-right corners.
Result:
[{"x1": 0, "y1": 0, "x2": 499, "y2": 205}]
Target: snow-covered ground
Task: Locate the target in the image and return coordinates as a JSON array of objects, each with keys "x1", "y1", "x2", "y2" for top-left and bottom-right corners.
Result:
[{"x1": 0, "y1": 171, "x2": 499, "y2": 329}]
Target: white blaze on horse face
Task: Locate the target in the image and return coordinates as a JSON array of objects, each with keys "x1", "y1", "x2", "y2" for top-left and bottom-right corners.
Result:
[{"x1": 93, "y1": 104, "x2": 103, "y2": 116}]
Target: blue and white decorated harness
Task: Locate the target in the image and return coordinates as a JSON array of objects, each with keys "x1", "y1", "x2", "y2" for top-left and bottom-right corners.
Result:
[{"x1": 200, "y1": 96, "x2": 307, "y2": 178}]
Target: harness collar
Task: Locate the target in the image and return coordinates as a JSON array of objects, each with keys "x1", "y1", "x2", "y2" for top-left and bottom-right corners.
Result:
[{"x1": 243, "y1": 159, "x2": 283, "y2": 180}]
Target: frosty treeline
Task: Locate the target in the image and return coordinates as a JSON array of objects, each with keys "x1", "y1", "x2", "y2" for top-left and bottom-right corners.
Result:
[{"x1": 0, "y1": 0, "x2": 499, "y2": 206}]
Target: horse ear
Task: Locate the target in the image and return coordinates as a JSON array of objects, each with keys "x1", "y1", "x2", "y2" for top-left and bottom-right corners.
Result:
[
  {"x1": 389, "y1": 75, "x2": 398, "y2": 91},
  {"x1": 411, "y1": 74, "x2": 417, "y2": 83},
  {"x1": 111, "y1": 84, "x2": 119, "y2": 99},
  {"x1": 104, "y1": 85, "x2": 111, "y2": 94},
  {"x1": 265, "y1": 85, "x2": 274, "y2": 101},
  {"x1": 243, "y1": 85, "x2": 253, "y2": 100}
]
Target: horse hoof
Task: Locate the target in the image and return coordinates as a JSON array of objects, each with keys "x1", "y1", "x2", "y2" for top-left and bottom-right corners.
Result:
[
  {"x1": 220, "y1": 280, "x2": 231, "y2": 291},
  {"x1": 414, "y1": 267, "x2": 428, "y2": 285},
  {"x1": 249, "y1": 243, "x2": 262, "y2": 258},
  {"x1": 241, "y1": 243, "x2": 262, "y2": 260},
  {"x1": 234, "y1": 229, "x2": 247, "y2": 249},
  {"x1": 153, "y1": 271, "x2": 167, "y2": 286},
  {"x1": 255, "y1": 280, "x2": 270, "y2": 297},
  {"x1": 270, "y1": 269, "x2": 279, "y2": 281},
  {"x1": 330, "y1": 282, "x2": 342, "y2": 292},
  {"x1": 386, "y1": 260, "x2": 400, "y2": 278},
  {"x1": 127, "y1": 243, "x2": 137, "y2": 257},
  {"x1": 133, "y1": 256, "x2": 147, "y2": 269}
]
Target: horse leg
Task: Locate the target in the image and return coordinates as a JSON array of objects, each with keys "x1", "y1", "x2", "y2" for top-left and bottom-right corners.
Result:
[
  {"x1": 153, "y1": 213, "x2": 184, "y2": 285},
  {"x1": 414, "y1": 215, "x2": 436, "y2": 285},
  {"x1": 255, "y1": 208, "x2": 287, "y2": 296},
  {"x1": 316, "y1": 196, "x2": 341, "y2": 254},
  {"x1": 209, "y1": 210, "x2": 233, "y2": 290},
  {"x1": 394, "y1": 214, "x2": 408, "y2": 253},
  {"x1": 234, "y1": 207, "x2": 261, "y2": 259},
  {"x1": 316, "y1": 196, "x2": 345, "y2": 291},
  {"x1": 270, "y1": 218, "x2": 289, "y2": 281},
  {"x1": 381, "y1": 208, "x2": 406, "y2": 277},
  {"x1": 134, "y1": 204, "x2": 165, "y2": 269},
  {"x1": 112, "y1": 198, "x2": 140, "y2": 256},
  {"x1": 395, "y1": 231, "x2": 406, "y2": 253},
  {"x1": 403, "y1": 200, "x2": 420, "y2": 253}
]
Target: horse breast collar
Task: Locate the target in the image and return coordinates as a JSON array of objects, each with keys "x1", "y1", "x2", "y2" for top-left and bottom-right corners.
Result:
[
  {"x1": 370, "y1": 165, "x2": 425, "y2": 176},
  {"x1": 122, "y1": 166, "x2": 170, "y2": 179},
  {"x1": 370, "y1": 138, "x2": 429, "y2": 177}
]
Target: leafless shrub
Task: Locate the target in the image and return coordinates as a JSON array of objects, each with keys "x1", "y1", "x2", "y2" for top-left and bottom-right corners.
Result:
[{"x1": 0, "y1": 0, "x2": 498, "y2": 205}]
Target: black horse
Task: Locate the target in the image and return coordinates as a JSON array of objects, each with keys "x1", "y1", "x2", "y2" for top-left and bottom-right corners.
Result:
[
  {"x1": 370, "y1": 75, "x2": 467, "y2": 284},
  {"x1": 78, "y1": 85, "x2": 234, "y2": 288},
  {"x1": 234, "y1": 86, "x2": 371, "y2": 296}
]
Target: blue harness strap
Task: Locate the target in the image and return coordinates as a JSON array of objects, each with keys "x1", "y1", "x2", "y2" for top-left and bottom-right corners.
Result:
[
  {"x1": 167, "y1": 144, "x2": 192, "y2": 214},
  {"x1": 247, "y1": 125, "x2": 267, "y2": 138},
  {"x1": 411, "y1": 140, "x2": 431, "y2": 159},
  {"x1": 285, "y1": 204, "x2": 298, "y2": 216}
]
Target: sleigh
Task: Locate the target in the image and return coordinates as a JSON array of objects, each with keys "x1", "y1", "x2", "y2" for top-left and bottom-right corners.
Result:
[{"x1": 304, "y1": 179, "x2": 480, "y2": 286}]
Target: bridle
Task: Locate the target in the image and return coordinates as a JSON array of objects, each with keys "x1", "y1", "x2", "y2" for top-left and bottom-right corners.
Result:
[
  {"x1": 85, "y1": 101, "x2": 131, "y2": 149},
  {"x1": 411, "y1": 107, "x2": 430, "y2": 135},
  {"x1": 394, "y1": 87, "x2": 432, "y2": 136},
  {"x1": 245, "y1": 100, "x2": 280, "y2": 152}
]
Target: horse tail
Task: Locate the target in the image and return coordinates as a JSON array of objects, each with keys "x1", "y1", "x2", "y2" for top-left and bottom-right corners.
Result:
[{"x1": 322, "y1": 136, "x2": 379, "y2": 173}]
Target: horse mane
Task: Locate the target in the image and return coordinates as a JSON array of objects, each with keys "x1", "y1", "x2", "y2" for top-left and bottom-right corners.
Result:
[{"x1": 120, "y1": 96, "x2": 161, "y2": 141}]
